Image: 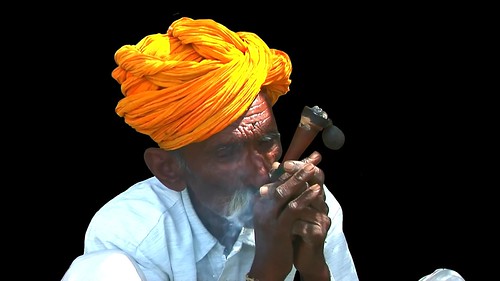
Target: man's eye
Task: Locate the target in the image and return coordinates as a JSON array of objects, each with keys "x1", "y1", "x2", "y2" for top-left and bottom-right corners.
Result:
[
  {"x1": 215, "y1": 144, "x2": 241, "y2": 159},
  {"x1": 259, "y1": 138, "x2": 277, "y2": 151},
  {"x1": 216, "y1": 148, "x2": 232, "y2": 158},
  {"x1": 259, "y1": 134, "x2": 280, "y2": 151}
]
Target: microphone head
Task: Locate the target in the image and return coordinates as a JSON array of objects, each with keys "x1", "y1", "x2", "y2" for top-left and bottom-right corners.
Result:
[{"x1": 322, "y1": 124, "x2": 345, "y2": 150}]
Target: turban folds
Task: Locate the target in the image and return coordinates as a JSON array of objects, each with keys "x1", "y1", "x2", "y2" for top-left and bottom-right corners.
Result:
[{"x1": 112, "y1": 17, "x2": 292, "y2": 150}]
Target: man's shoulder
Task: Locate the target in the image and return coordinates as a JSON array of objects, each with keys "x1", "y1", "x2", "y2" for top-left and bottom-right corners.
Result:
[
  {"x1": 86, "y1": 177, "x2": 185, "y2": 240},
  {"x1": 100, "y1": 177, "x2": 182, "y2": 215}
]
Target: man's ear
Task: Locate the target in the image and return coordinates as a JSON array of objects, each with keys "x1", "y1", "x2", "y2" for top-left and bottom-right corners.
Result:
[{"x1": 144, "y1": 147, "x2": 186, "y2": 191}]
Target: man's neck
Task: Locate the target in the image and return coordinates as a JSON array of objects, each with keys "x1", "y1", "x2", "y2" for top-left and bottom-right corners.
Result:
[{"x1": 188, "y1": 188, "x2": 242, "y2": 255}]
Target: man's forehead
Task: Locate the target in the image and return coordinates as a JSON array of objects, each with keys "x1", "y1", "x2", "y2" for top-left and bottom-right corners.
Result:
[
  {"x1": 237, "y1": 93, "x2": 273, "y2": 127},
  {"x1": 195, "y1": 92, "x2": 274, "y2": 144}
]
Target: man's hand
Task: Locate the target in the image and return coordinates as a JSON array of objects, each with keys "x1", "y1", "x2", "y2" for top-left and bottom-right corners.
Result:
[{"x1": 249, "y1": 151, "x2": 331, "y2": 281}]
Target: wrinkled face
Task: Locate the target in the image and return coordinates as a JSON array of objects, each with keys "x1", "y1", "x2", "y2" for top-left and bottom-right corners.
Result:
[{"x1": 179, "y1": 92, "x2": 282, "y2": 225}]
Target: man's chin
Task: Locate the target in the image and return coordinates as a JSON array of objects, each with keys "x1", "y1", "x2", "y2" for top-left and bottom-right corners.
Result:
[{"x1": 224, "y1": 192, "x2": 255, "y2": 228}]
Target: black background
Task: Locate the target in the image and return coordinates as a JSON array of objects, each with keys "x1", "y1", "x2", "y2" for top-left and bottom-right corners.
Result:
[{"x1": 39, "y1": 3, "x2": 493, "y2": 280}]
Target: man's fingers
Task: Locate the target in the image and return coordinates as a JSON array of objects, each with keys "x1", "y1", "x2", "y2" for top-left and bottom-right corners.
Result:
[
  {"x1": 301, "y1": 151, "x2": 322, "y2": 165},
  {"x1": 280, "y1": 158, "x2": 324, "y2": 186},
  {"x1": 259, "y1": 183, "x2": 278, "y2": 199},
  {"x1": 275, "y1": 163, "x2": 315, "y2": 200},
  {"x1": 289, "y1": 183, "x2": 328, "y2": 213},
  {"x1": 291, "y1": 213, "x2": 331, "y2": 245}
]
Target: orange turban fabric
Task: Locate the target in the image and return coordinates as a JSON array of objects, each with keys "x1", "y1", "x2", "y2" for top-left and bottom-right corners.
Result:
[{"x1": 112, "y1": 17, "x2": 292, "y2": 150}]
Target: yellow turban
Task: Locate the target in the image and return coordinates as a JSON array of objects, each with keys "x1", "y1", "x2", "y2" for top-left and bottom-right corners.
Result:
[{"x1": 112, "y1": 17, "x2": 292, "y2": 150}]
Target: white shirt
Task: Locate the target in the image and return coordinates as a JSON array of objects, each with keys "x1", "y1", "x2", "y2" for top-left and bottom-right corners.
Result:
[{"x1": 83, "y1": 177, "x2": 359, "y2": 281}]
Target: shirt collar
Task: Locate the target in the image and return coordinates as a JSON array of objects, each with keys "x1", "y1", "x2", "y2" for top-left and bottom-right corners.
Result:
[{"x1": 180, "y1": 189, "x2": 256, "y2": 261}]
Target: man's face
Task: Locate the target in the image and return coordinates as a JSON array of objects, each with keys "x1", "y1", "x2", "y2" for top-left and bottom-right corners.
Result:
[{"x1": 179, "y1": 92, "x2": 282, "y2": 225}]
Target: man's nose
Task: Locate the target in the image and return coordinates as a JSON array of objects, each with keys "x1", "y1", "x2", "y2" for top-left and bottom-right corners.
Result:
[{"x1": 242, "y1": 149, "x2": 272, "y2": 187}]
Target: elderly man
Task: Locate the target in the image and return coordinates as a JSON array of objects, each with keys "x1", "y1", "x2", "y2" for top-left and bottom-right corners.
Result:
[{"x1": 63, "y1": 17, "x2": 358, "y2": 281}]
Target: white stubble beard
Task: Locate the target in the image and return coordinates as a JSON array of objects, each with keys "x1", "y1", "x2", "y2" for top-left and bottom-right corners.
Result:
[{"x1": 224, "y1": 187, "x2": 257, "y2": 228}]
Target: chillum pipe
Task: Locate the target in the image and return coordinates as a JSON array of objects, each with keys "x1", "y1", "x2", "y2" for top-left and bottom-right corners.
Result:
[{"x1": 270, "y1": 105, "x2": 345, "y2": 181}]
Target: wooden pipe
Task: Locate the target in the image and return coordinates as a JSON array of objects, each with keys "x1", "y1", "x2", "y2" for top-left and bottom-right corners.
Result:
[{"x1": 270, "y1": 105, "x2": 345, "y2": 180}]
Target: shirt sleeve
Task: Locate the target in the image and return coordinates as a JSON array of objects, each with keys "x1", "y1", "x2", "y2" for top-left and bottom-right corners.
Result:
[
  {"x1": 61, "y1": 249, "x2": 148, "y2": 281},
  {"x1": 323, "y1": 185, "x2": 360, "y2": 281}
]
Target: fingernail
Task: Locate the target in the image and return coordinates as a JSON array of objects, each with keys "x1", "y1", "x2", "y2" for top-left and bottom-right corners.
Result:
[
  {"x1": 259, "y1": 185, "x2": 269, "y2": 197},
  {"x1": 310, "y1": 183, "x2": 321, "y2": 191},
  {"x1": 283, "y1": 161, "x2": 294, "y2": 170}
]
